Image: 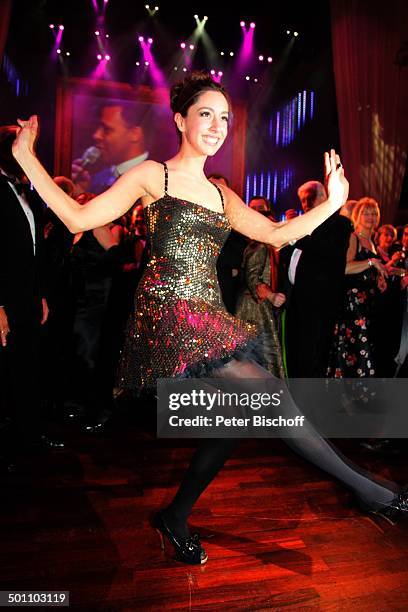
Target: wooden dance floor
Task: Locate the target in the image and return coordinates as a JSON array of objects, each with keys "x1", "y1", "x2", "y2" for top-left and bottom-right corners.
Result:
[{"x1": 1, "y1": 413, "x2": 407, "y2": 611}]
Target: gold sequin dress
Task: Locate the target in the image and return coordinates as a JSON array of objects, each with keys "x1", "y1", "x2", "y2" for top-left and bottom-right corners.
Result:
[{"x1": 118, "y1": 162, "x2": 258, "y2": 390}]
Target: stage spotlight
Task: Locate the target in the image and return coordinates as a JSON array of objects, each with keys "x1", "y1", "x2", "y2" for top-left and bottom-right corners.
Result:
[
  {"x1": 294, "y1": 31, "x2": 299, "y2": 37},
  {"x1": 148, "y1": 37, "x2": 153, "y2": 44},
  {"x1": 210, "y1": 69, "x2": 215, "y2": 75},
  {"x1": 194, "y1": 14, "x2": 198, "y2": 19},
  {"x1": 95, "y1": 30, "x2": 100, "y2": 36},
  {"x1": 139, "y1": 36, "x2": 144, "y2": 42},
  {"x1": 174, "y1": 66, "x2": 178, "y2": 70},
  {"x1": 97, "y1": 54, "x2": 102, "y2": 60},
  {"x1": 254, "y1": 78, "x2": 258, "y2": 82},
  {"x1": 155, "y1": 5, "x2": 159, "y2": 9},
  {"x1": 180, "y1": 42, "x2": 186, "y2": 49},
  {"x1": 189, "y1": 44, "x2": 194, "y2": 50},
  {"x1": 250, "y1": 22, "x2": 255, "y2": 29},
  {"x1": 66, "y1": 51, "x2": 70, "y2": 56},
  {"x1": 182, "y1": 67, "x2": 187, "y2": 72},
  {"x1": 218, "y1": 71, "x2": 223, "y2": 76},
  {"x1": 105, "y1": 54, "x2": 111, "y2": 61},
  {"x1": 240, "y1": 21, "x2": 245, "y2": 27},
  {"x1": 286, "y1": 30, "x2": 291, "y2": 35},
  {"x1": 145, "y1": 3, "x2": 149, "y2": 7},
  {"x1": 203, "y1": 16, "x2": 208, "y2": 21},
  {"x1": 59, "y1": 25, "x2": 64, "y2": 30},
  {"x1": 56, "y1": 49, "x2": 62, "y2": 54},
  {"x1": 245, "y1": 75, "x2": 250, "y2": 80},
  {"x1": 105, "y1": 34, "x2": 109, "y2": 38},
  {"x1": 136, "y1": 61, "x2": 140, "y2": 66},
  {"x1": 258, "y1": 55, "x2": 264, "y2": 61},
  {"x1": 49, "y1": 24, "x2": 54, "y2": 29},
  {"x1": 267, "y1": 56, "x2": 273, "y2": 63},
  {"x1": 145, "y1": 60, "x2": 150, "y2": 66},
  {"x1": 229, "y1": 51, "x2": 234, "y2": 56}
]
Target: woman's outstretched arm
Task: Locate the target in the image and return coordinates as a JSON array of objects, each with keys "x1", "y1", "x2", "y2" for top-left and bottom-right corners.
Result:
[
  {"x1": 224, "y1": 150, "x2": 349, "y2": 249},
  {"x1": 12, "y1": 115, "x2": 154, "y2": 233}
]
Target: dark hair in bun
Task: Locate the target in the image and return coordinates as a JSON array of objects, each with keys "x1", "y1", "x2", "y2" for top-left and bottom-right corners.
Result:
[{"x1": 170, "y1": 71, "x2": 230, "y2": 138}]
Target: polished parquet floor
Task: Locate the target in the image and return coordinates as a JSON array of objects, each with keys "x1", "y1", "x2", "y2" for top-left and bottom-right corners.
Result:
[{"x1": 1, "y1": 412, "x2": 407, "y2": 611}]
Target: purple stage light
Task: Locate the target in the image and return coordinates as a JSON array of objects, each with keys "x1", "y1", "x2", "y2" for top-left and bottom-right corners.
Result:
[
  {"x1": 180, "y1": 42, "x2": 186, "y2": 49},
  {"x1": 49, "y1": 24, "x2": 54, "y2": 29},
  {"x1": 254, "y1": 78, "x2": 258, "y2": 83},
  {"x1": 148, "y1": 37, "x2": 153, "y2": 44},
  {"x1": 139, "y1": 36, "x2": 144, "y2": 42},
  {"x1": 240, "y1": 21, "x2": 245, "y2": 27},
  {"x1": 218, "y1": 71, "x2": 223, "y2": 76},
  {"x1": 95, "y1": 30, "x2": 100, "y2": 36},
  {"x1": 59, "y1": 25, "x2": 64, "y2": 30},
  {"x1": 105, "y1": 34, "x2": 109, "y2": 38},
  {"x1": 145, "y1": 60, "x2": 150, "y2": 66},
  {"x1": 97, "y1": 54, "x2": 102, "y2": 60},
  {"x1": 105, "y1": 54, "x2": 111, "y2": 61},
  {"x1": 210, "y1": 69, "x2": 215, "y2": 75},
  {"x1": 245, "y1": 75, "x2": 250, "y2": 80},
  {"x1": 250, "y1": 22, "x2": 255, "y2": 29},
  {"x1": 56, "y1": 49, "x2": 61, "y2": 54}
]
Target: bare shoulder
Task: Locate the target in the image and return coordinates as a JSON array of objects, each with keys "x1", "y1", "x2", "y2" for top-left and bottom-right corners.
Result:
[{"x1": 124, "y1": 159, "x2": 164, "y2": 199}]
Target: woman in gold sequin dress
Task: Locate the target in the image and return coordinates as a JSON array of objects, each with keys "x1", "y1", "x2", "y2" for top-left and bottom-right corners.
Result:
[{"x1": 13, "y1": 73, "x2": 407, "y2": 566}]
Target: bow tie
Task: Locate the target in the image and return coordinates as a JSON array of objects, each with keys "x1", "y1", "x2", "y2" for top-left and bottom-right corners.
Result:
[{"x1": 0, "y1": 174, "x2": 30, "y2": 196}]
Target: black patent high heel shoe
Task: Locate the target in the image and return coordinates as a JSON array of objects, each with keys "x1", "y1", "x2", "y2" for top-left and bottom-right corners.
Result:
[
  {"x1": 152, "y1": 510, "x2": 208, "y2": 565},
  {"x1": 359, "y1": 487, "x2": 408, "y2": 526}
]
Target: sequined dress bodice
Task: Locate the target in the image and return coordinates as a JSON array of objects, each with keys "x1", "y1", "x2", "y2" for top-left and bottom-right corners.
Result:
[{"x1": 118, "y1": 180, "x2": 257, "y2": 389}]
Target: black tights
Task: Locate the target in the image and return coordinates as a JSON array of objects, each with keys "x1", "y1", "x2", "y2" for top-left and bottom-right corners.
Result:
[{"x1": 165, "y1": 359, "x2": 397, "y2": 537}]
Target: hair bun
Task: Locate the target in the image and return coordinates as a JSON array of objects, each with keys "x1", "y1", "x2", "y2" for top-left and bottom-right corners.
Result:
[{"x1": 170, "y1": 71, "x2": 226, "y2": 114}]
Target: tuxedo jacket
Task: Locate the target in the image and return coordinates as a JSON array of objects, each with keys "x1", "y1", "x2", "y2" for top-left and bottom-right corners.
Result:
[{"x1": 0, "y1": 180, "x2": 45, "y2": 324}]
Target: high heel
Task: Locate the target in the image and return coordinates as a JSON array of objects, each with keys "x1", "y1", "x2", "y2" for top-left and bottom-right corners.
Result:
[
  {"x1": 359, "y1": 487, "x2": 408, "y2": 526},
  {"x1": 152, "y1": 510, "x2": 208, "y2": 565}
]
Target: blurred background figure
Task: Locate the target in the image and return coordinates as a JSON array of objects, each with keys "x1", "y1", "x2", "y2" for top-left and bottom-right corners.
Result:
[{"x1": 235, "y1": 199, "x2": 286, "y2": 377}]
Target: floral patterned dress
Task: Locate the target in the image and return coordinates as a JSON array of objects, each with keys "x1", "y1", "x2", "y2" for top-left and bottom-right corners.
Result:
[{"x1": 327, "y1": 243, "x2": 378, "y2": 378}]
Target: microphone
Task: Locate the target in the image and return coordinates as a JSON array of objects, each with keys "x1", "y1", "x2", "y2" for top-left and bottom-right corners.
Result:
[{"x1": 80, "y1": 146, "x2": 101, "y2": 168}]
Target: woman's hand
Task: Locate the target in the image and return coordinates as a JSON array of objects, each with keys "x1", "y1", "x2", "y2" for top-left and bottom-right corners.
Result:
[
  {"x1": 371, "y1": 258, "x2": 388, "y2": 277},
  {"x1": 12, "y1": 115, "x2": 39, "y2": 160},
  {"x1": 324, "y1": 149, "x2": 349, "y2": 209},
  {"x1": 269, "y1": 292, "x2": 286, "y2": 307}
]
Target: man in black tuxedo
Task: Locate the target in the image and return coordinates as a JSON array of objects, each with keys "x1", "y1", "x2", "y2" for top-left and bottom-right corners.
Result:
[
  {"x1": 0, "y1": 125, "x2": 57, "y2": 459},
  {"x1": 285, "y1": 181, "x2": 353, "y2": 377}
]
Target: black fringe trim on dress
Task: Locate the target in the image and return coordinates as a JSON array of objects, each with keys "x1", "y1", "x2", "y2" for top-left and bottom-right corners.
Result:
[{"x1": 179, "y1": 333, "x2": 269, "y2": 379}]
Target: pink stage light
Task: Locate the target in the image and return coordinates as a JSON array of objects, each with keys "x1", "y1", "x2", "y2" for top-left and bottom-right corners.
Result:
[
  {"x1": 59, "y1": 25, "x2": 64, "y2": 31},
  {"x1": 189, "y1": 44, "x2": 194, "y2": 50},
  {"x1": 105, "y1": 34, "x2": 109, "y2": 38},
  {"x1": 148, "y1": 37, "x2": 153, "y2": 44},
  {"x1": 182, "y1": 67, "x2": 187, "y2": 72},
  {"x1": 218, "y1": 71, "x2": 223, "y2": 76},
  {"x1": 240, "y1": 21, "x2": 245, "y2": 27},
  {"x1": 139, "y1": 36, "x2": 144, "y2": 42},
  {"x1": 145, "y1": 60, "x2": 150, "y2": 66},
  {"x1": 97, "y1": 54, "x2": 102, "y2": 60},
  {"x1": 258, "y1": 55, "x2": 264, "y2": 61},
  {"x1": 49, "y1": 24, "x2": 54, "y2": 29},
  {"x1": 180, "y1": 42, "x2": 186, "y2": 49},
  {"x1": 105, "y1": 54, "x2": 111, "y2": 61},
  {"x1": 56, "y1": 49, "x2": 61, "y2": 54},
  {"x1": 267, "y1": 56, "x2": 273, "y2": 63},
  {"x1": 245, "y1": 75, "x2": 250, "y2": 80},
  {"x1": 95, "y1": 30, "x2": 100, "y2": 36},
  {"x1": 210, "y1": 69, "x2": 215, "y2": 75},
  {"x1": 250, "y1": 22, "x2": 255, "y2": 29}
]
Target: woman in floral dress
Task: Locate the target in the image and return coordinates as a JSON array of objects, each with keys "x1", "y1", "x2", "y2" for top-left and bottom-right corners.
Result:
[{"x1": 327, "y1": 198, "x2": 387, "y2": 377}]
